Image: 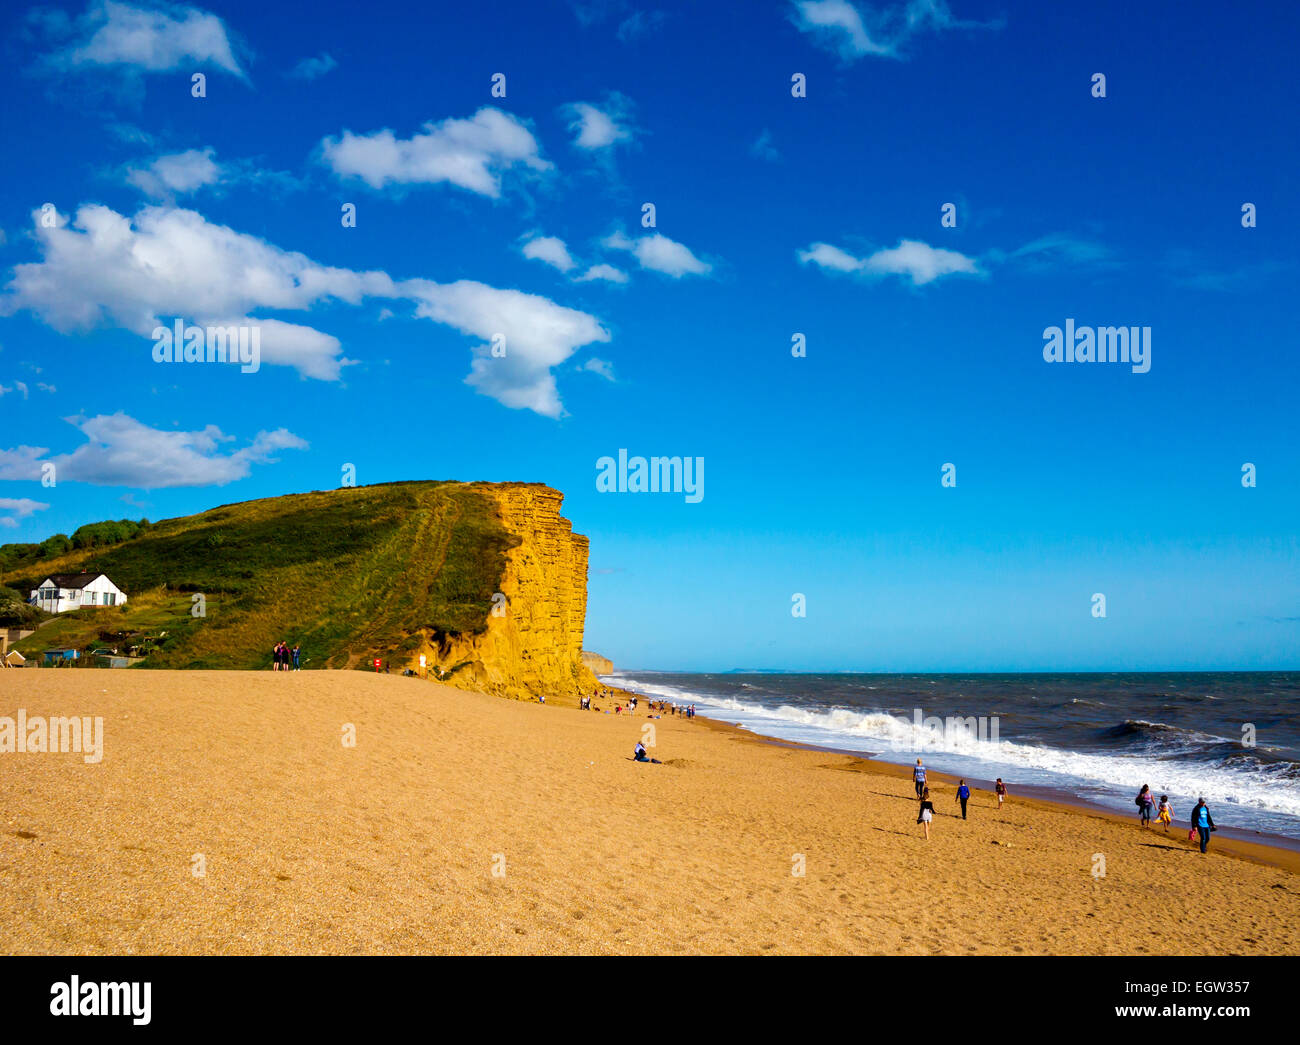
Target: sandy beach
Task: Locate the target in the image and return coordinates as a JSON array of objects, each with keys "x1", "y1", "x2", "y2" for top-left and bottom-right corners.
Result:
[{"x1": 2, "y1": 669, "x2": 1298, "y2": 955}]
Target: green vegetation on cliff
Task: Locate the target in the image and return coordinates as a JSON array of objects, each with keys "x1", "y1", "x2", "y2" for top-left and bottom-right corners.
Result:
[{"x1": 1, "y1": 482, "x2": 518, "y2": 669}]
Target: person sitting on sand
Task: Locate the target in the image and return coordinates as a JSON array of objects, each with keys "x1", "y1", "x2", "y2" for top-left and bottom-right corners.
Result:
[
  {"x1": 1157, "y1": 795, "x2": 1173, "y2": 832},
  {"x1": 1190, "y1": 797, "x2": 1216, "y2": 854},
  {"x1": 994, "y1": 778, "x2": 1007, "y2": 808},
  {"x1": 917, "y1": 786, "x2": 935, "y2": 840},
  {"x1": 955, "y1": 780, "x2": 970, "y2": 820},
  {"x1": 913, "y1": 759, "x2": 927, "y2": 799},
  {"x1": 633, "y1": 741, "x2": 661, "y2": 765}
]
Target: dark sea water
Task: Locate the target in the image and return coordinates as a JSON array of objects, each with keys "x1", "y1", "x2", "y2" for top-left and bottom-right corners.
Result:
[{"x1": 604, "y1": 671, "x2": 1300, "y2": 840}]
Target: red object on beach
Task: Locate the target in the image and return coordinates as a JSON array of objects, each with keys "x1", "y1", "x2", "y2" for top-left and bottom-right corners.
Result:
[{"x1": 373, "y1": 658, "x2": 381, "y2": 672}]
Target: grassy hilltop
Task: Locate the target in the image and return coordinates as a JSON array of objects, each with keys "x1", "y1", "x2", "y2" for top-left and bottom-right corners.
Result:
[{"x1": 1, "y1": 482, "x2": 518, "y2": 670}]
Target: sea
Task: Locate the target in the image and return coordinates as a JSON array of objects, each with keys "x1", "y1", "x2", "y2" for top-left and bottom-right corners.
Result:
[{"x1": 603, "y1": 671, "x2": 1300, "y2": 843}]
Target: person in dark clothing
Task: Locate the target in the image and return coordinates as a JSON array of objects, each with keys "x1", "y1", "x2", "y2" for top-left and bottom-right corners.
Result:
[
  {"x1": 917, "y1": 786, "x2": 935, "y2": 840},
  {"x1": 955, "y1": 780, "x2": 970, "y2": 819},
  {"x1": 1190, "y1": 797, "x2": 1216, "y2": 853}
]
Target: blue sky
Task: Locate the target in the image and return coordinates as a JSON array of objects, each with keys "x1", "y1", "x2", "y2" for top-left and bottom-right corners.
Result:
[{"x1": 0, "y1": 0, "x2": 1296, "y2": 671}]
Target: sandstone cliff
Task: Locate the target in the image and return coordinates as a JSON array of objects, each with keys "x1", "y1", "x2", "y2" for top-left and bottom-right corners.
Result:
[
  {"x1": 581, "y1": 651, "x2": 613, "y2": 675},
  {"x1": 415, "y1": 484, "x2": 599, "y2": 701}
]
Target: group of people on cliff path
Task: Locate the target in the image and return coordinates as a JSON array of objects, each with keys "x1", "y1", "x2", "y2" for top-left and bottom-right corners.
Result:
[
  {"x1": 912, "y1": 759, "x2": 1008, "y2": 840},
  {"x1": 271, "y1": 641, "x2": 301, "y2": 671},
  {"x1": 1135, "y1": 784, "x2": 1218, "y2": 852}
]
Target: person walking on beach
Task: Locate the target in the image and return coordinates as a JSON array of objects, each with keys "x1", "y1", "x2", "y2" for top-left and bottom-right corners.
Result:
[
  {"x1": 913, "y1": 759, "x2": 928, "y2": 799},
  {"x1": 994, "y1": 778, "x2": 1007, "y2": 809},
  {"x1": 955, "y1": 779, "x2": 971, "y2": 820},
  {"x1": 1190, "y1": 797, "x2": 1216, "y2": 853},
  {"x1": 917, "y1": 786, "x2": 935, "y2": 840},
  {"x1": 292, "y1": 644, "x2": 301, "y2": 671},
  {"x1": 1157, "y1": 794, "x2": 1173, "y2": 832},
  {"x1": 1136, "y1": 784, "x2": 1155, "y2": 828}
]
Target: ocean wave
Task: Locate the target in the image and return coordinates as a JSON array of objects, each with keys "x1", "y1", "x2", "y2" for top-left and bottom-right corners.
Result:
[{"x1": 610, "y1": 674, "x2": 1300, "y2": 822}]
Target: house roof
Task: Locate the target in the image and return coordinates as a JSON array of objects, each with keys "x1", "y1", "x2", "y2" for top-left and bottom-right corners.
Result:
[{"x1": 38, "y1": 573, "x2": 109, "y2": 590}]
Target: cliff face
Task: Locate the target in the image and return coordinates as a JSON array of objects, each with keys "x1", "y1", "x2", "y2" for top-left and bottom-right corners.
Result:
[
  {"x1": 416, "y1": 484, "x2": 598, "y2": 701},
  {"x1": 581, "y1": 651, "x2": 613, "y2": 675}
]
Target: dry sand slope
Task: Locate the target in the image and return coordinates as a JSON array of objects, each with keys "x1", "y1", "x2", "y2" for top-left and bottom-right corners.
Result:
[{"x1": 2, "y1": 670, "x2": 1298, "y2": 955}]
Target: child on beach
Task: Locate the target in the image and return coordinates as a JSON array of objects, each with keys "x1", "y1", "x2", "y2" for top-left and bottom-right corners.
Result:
[
  {"x1": 917, "y1": 786, "x2": 935, "y2": 840},
  {"x1": 1157, "y1": 795, "x2": 1173, "y2": 831},
  {"x1": 994, "y1": 778, "x2": 1007, "y2": 809}
]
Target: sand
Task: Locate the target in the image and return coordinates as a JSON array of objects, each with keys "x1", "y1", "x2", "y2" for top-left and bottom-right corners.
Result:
[{"x1": 2, "y1": 669, "x2": 1297, "y2": 955}]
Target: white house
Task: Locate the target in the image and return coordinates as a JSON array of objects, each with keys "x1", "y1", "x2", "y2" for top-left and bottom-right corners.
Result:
[{"x1": 29, "y1": 574, "x2": 129, "y2": 614}]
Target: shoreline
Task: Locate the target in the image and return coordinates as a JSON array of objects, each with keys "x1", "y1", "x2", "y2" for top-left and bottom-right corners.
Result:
[{"x1": 608, "y1": 686, "x2": 1300, "y2": 874}]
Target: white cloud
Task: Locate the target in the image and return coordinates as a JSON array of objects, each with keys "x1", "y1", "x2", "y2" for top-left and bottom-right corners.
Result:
[
  {"x1": 521, "y1": 235, "x2": 577, "y2": 273},
  {"x1": 125, "y1": 147, "x2": 222, "y2": 198},
  {"x1": 36, "y1": 0, "x2": 246, "y2": 79},
  {"x1": 286, "y1": 51, "x2": 336, "y2": 80},
  {"x1": 606, "y1": 230, "x2": 713, "y2": 278},
  {"x1": 406, "y1": 280, "x2": 609, "y2": 417},
  {"x1": 0, "y1": 447, "x2": 44, "y2": 481},
  {"x1": 797, "y1": 242, "x2": 864, "y2": 273},
  {"x1": 0, "y1": 413, "x2": 306, "y2": 489},
  {"x1": 574, "y1": 263, "x2": 628, "y2": 284},
  {"x1": 798, "y1": 238, "x2": 979, "y2": 284},
  {"x1": 1, "y1": 203, "x2": 393, "y2": 381},
  {"x1": 2, "y1": 202, "x2": 610, "y2": 413},
  {"x1": 562, "y1": 94, "x2": 635, "y2": 150},
  {"x1": 792, "y1": 0, "x2": 884, "y2": 57},
  {"x1": 0, "y1": 381, "x2": 30, "y2": 400},
  {"x1": 0, "y1": 497, "x2": 49, "y2": 528},
  {"x1": 319, "y1": 108, "x2": 550, "y2": 196},
  {"x1": 582, "y1": 357, "x2": 616, "y2": 381},
  {"x1": 523, "y1": 235, "x2": 634, "y2": 285},
  {"x1": 790, "y1": 0, "x2": 999, "y2": 61},
  {"x1": 1007, "y1": 234, "x2": 1115, "y2": 268}
]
